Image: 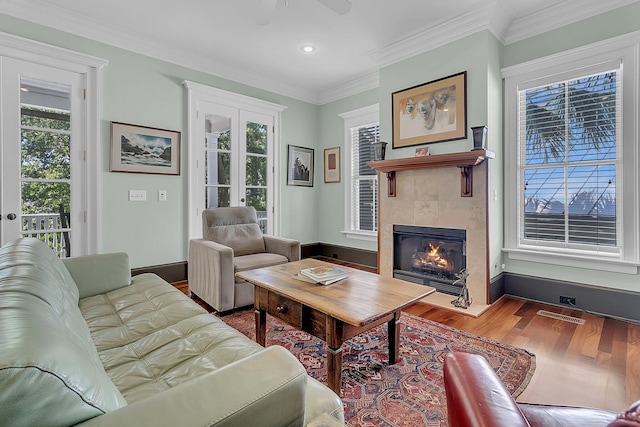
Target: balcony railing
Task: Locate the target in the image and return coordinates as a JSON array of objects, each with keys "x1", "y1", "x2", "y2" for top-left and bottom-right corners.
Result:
[{"x1": 21, "y1": 213, "x2": 70, "y2": 258}]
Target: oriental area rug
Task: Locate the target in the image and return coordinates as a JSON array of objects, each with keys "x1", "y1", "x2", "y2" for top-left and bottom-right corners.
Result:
[{"x1": 222, "y1": 310, "x2": 536, "y2": 427}]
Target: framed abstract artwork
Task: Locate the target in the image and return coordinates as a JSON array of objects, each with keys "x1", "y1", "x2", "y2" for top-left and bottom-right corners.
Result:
[
  {"x1": 324, "y1": 146, "x2": 340, "y2": 183},
  {"x1": 392, "y1": 71, "x2": 467, "y2": 148}
]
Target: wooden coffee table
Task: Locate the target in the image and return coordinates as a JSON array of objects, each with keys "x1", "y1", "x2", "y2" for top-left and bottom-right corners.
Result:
[{"x1": 235, "y1": 258, "x2": 435, "y2": 396}]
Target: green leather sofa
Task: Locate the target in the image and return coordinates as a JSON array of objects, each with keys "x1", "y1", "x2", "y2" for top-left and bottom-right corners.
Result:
[{"x1": 0, "y1": 238, "x2": 344, "y2": 426}]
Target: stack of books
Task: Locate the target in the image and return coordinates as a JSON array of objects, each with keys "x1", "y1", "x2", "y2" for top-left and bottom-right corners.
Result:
[{"x1": 296, "y1": 265, "x2": 351, "y2": 285}]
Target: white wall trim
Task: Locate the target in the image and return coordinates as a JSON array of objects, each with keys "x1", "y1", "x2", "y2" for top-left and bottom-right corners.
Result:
[{"x1": 0, "y1": 30, "x2": 107, "y2": 255}]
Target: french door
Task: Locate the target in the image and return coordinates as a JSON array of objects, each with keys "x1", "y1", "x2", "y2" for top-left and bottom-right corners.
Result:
[
  {"x1": 0, "y1": 57, "x2": 86, "y2": 256},
  {"x1": 185, "y1": 81, "x2": 286, "y2": 239},
  {"x1": 200, "y1": 103, "x2": 274, "y2": 233}
]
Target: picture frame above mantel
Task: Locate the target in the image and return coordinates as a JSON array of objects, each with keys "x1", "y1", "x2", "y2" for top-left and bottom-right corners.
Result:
[{"x1": 392, "y1": 72, "x2": 467, "y2": 148}]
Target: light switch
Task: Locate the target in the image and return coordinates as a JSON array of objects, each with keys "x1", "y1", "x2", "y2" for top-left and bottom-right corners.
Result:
[
  {"x1": 158, "y1": 190, "x2": 167, "y2": 202},
  {"x1": 129, "y1": 190, "x2": 146, "y2": 201}
]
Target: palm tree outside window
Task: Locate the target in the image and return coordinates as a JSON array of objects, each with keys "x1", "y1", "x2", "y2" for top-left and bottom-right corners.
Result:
[{"x1": 521, "y1": 71, "x2": 618, "y2": 249}]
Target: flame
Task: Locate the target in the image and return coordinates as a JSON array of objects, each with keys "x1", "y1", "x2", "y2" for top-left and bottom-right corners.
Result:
[{"x1": 412, "y1": 244, "x2": 450, "y2": 270}]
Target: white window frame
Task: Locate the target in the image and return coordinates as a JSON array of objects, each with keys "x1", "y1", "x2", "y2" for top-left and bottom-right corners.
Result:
[
  {"x1": 502, "y1": 32, "x2": 640, "y2": 273},
  {"x1": 339, "y1": 104, "x2": 379, "y2": 242}
]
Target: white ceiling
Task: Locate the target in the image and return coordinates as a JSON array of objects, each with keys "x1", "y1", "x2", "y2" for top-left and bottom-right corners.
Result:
[{"x1": 0, "y1": 0, "x2": 637, "y2": 104}]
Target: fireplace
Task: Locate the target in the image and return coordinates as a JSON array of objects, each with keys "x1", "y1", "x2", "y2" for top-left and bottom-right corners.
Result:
[{"x1": 393, "y1": 225, "x2": 466, "y2": 296}]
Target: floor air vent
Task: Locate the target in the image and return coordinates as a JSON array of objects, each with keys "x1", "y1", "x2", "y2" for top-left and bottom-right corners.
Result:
[{"x1": 536, "y1": 310, "x2": 585, "y2": 325}]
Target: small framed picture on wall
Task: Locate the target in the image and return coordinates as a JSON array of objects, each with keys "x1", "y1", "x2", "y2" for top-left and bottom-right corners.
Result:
[
  {"x1": 324, "y1": 147, "x2": 340, "y2": 183},
  {"x1": 287, "y1": 144, "x2": 314, "y2": 186}
]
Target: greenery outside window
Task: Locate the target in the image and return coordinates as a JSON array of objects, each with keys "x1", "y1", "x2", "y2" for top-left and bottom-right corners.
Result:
[
  {"x1": 503, "y1": 35, "x2": 639, "y2": 273},
  {"x1": 340, "y1": 104, "x2": 379, "y2": 241}
]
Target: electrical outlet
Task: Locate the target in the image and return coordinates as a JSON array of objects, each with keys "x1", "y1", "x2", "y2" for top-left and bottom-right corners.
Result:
[{"x1": 559, "y1": 296, "x2": 576, "y2": 305}]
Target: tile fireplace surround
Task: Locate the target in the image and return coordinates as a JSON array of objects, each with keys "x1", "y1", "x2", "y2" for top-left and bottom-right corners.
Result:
[{"x1": 370, "y1": 151, "x2": 494, "y2": 316}]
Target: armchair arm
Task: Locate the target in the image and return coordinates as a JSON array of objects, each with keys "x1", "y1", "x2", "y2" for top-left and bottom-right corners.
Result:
[
  {"x1": 443, "y1": 352, "x2": 530, "y2": 427},
  {"x1": 263, "y1": 235, "x2": 300, "y2": 262},
  {"x1": 62, "y1": 253, "x2": 131, "y2": 299},
  {"x1": 75, "y1": 346, "x2": 308, "y2": 427},
  {"x1": 188, "y1": 239, "x2": 235, "y2": 312}
]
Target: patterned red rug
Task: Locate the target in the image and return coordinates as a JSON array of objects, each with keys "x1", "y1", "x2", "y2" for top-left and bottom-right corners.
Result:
[{"x1": 222, "y1": 310, "x2": 535, "y2": 427}]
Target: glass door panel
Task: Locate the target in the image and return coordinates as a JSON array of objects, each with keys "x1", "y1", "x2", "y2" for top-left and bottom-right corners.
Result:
[
  {"x1": 244, "y1": 121, "x2": 269, "y2": 232},
  {"x1": 19, "y1": 77, "x2": 72, "y2": 257},
  {"x1": 205, "y1": 114, "x2": 232, "y2": 208}
]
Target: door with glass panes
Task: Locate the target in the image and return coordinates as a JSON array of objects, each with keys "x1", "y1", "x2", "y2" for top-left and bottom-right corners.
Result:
[
  {"x1": 0, "y1": 57, "x2": 85, "y2": 257},
  {"x1": 202, "y1": 105, "x2": 274, "y2": 234}
]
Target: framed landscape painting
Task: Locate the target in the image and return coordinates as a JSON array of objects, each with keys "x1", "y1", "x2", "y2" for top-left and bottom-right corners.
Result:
[
  {"x1": 110, "y1": 121, "x2": 181, "y2": 175},
  {"x1": 392, "y1": 71, "x2": 467, "y2": 148},
  {"x1": 287, "y1": 144, "x2": 314, "y2": 187}
]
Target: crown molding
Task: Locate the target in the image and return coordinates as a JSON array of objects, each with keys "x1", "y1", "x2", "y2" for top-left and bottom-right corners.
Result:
[
  {"x1": 364, "y1": 3, "x2": 497, "y2": 69},
  {"x1": 0, "y1": 0, "x2": 638, "y2": 105},
  {"x1": 317, "y1": 71, "x2": 379, "y2": 105},
  {"x1": 504, "y1": 0, "x2": 640, "y2": 45},
  {"x1": 0, "y1": 0, "x2": 320, "y2": 104}
]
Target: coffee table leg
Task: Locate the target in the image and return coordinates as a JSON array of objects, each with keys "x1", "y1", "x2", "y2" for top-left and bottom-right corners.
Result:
[
  {"x1": 326, "y1": 346, "x2": 342, "y2": 396},
  {"x1": 255, "y1": 308, "x2": 266, "y2": 346},
  {"x1": 388, "y1": 310, "x2": 400, "y2": 365}
]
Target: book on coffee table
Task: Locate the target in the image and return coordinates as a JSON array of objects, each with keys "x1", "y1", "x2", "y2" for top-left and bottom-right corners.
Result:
[{"x1": 297, "y1": 265, "x2": 350, "y2": 285}]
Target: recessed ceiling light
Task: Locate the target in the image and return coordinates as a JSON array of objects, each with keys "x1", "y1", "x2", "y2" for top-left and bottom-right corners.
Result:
[{"x1": 300, "y1": 44, "x2": 316, "y2": 53}]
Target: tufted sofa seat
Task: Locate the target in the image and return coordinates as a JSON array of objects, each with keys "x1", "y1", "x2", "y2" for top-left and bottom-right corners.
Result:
[{"x1": 0, "y1": 237, "x2": 343, "y2": 426}]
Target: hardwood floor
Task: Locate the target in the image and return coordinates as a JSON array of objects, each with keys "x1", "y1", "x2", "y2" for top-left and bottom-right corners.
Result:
[
  {"x1": 406, "y1": 297, "x2": 639, "y2": 412},
  {"x1": 176, "y1": 257, "x2": 640, "y2": 413}
]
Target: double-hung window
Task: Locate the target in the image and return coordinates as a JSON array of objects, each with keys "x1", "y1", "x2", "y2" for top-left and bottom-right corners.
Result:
[
  {"x1": 340, "y1": 104, "x2": 379, "y2": 241},
  {"x1": 503, "y1": 35, "x2": 639, "y2": 273}
]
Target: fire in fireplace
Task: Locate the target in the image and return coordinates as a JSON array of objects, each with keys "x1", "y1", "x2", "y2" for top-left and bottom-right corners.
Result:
[{"x1": 393, "y1": 225, "x2": 466, "y2": 295}]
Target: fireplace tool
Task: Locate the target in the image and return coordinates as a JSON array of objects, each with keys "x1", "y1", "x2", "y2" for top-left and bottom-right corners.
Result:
[{"x1": 451, "y1": 268, "x2": 472, "y2": 309}]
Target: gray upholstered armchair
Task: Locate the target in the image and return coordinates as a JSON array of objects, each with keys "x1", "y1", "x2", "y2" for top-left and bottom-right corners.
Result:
[{"x1": 188, "y1": 206, "x2": 300, "y2": 313}]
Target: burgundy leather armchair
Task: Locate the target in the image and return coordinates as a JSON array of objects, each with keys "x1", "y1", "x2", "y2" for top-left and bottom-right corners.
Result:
[{"x1": 443, "y1": 351, "x2": 640, "y2": 427}]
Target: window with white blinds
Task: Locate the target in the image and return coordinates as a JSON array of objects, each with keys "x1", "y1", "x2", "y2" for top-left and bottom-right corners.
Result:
[
  {"x1": 520, "y1": 69, "x2": 620, "y2": 253},
  {"x1": 350, "y1": 123, "x2": 379, "y2": 233},
  {"x1": 339, "y1": 104, "x2": 379, "y2": 241},
  {"x1": 502, "y1": 35, "x2": 640, "y2": 273}
]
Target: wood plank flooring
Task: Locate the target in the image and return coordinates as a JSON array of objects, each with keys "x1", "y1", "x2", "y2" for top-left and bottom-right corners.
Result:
[{"x1": 175, "y1": 257, "x2": 640, "y2": 413}]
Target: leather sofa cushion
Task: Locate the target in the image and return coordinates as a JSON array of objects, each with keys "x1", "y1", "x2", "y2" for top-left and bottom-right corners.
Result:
[
  {"x1": 80, "y1": 273, "x2": 265, "y2": 403},
  {"x1": 234, "y1": 252, "x2": 289, "y2": 272},
  {"x1": 0, "y1": 238, "x2": 127, "y2": 427}
]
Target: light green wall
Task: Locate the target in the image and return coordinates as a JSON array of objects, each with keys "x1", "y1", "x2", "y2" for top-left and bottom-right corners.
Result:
[
  {"x1": 316, "y1": 89, "x2": 379, "y2": 251},
  {"x1": 0, "y1": 13, "x2": 320, "y2": 268}
]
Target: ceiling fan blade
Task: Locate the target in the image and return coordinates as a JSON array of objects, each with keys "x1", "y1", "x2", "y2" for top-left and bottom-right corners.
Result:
[{"x1": 317, "y1": 0, "x2": 351, "y2": 15}]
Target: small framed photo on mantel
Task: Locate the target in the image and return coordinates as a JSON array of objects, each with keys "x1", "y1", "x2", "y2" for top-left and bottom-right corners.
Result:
[{"x1": 324, "y1": 146, "x2": 340, "y2": 183}]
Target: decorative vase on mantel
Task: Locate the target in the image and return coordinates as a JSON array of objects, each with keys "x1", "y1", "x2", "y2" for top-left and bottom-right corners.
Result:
[
  {"x1": 470, "y1": 126, "x2": 488, "y2": 151},
  {"x1": 373, "y1": 141, "x2": 388, "y2": 160}
]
